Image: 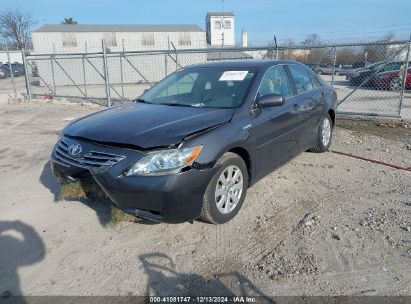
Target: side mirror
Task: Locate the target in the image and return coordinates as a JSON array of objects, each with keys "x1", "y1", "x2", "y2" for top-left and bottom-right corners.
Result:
[{"x1": 256, "y1": 93, "x2": 284, "y2": 108}]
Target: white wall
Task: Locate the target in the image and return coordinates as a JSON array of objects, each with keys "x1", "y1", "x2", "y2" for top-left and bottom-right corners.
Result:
[
  {"x1": 0, "y1": 51, "x2": 23, "y2": 64},
  {"x1": 32, "y1": 31, "x2": 206, "y2": 54},
  {"x1": 206, "y1": 15, "x2": 235, "y2": 46},
  {"x1": 30, "y1": 30, "x2": 208, "y2": 93}
]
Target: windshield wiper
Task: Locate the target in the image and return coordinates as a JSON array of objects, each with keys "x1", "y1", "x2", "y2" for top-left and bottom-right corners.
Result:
[
  {"x1": 159, "y1": 103, "x2": 194, "y2": 107},
  {"x1": 134, "y1": 98, "x2": 151, "y2": 104}
]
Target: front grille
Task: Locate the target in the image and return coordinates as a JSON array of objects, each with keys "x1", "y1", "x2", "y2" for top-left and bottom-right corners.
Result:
[{"x1": 53, "y1": 137, "x2": 125, "y2": 174}]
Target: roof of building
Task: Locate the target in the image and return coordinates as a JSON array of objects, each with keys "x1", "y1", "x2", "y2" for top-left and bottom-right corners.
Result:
[
  {"x1": 33, "y1": 24, "x2": 204, "y2": 33},
  {"x1": 206, "y1": 12, "x2": 235, "y2": 17}
]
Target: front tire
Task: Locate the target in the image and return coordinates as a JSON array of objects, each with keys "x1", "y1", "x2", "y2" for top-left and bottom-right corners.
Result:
[
  {"x1": 310, "y1": 113, "x2": 333, "y2": 153},
  {"x1": 200, "y1": 152, "x2": 248, "y2": 224}
]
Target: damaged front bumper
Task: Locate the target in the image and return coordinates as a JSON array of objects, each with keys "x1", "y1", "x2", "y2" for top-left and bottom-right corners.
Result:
[{"x1": 51, "y1": 136, "x2": 218, "y2": 223}]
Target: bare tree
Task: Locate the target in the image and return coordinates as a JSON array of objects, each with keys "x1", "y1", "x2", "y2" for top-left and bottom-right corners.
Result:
[
  {"x1": 336, "y1": 47, "x2": 363, "y2": 65},
  {"x1": 302, "y1": 33, "x2": 323, "y2": 47},
  {"x1": 360, "y1": 31, "x2": 398, "y2": 63},
  {"x1": 301, "y1": 34, "x2": 329, "y2": 64},
  {"x1": 280, "y1": 39, "x2": 306, "y2": 61},
  {"x1": 0, "y1": 9, "x2": 37, "y2": 49}
]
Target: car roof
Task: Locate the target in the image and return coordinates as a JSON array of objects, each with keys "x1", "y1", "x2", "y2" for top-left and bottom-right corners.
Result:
[{"x1": 187, "y1": 60, "x2": 303, "y2": 70}]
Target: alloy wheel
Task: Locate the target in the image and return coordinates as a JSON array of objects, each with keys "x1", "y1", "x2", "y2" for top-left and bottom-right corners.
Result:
[
  {"x1": 215, "y1": 165, "x2": 244, "y2": 214},
  {"x1": 321, "y1": 117, "x2": 331, "y2": 147},
  {"x1": 390, "y1": 78, "x2": 402, "y2": 91}
]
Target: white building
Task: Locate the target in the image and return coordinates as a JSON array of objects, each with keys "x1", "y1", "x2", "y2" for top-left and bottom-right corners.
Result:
[
  {"x1": 32, "y1": 24, "x2": 206, "y2": 53},
  {"x1": 0, "y1": 51, "x2": 23, "y2": 64},
  {"x1": 206, "y1": 12, "x2": 235, "y2": 46},
  {"x1": 31, "y1": 24, "x2": 207, "y2": 93}
]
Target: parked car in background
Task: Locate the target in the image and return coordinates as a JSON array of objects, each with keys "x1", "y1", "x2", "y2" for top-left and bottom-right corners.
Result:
[
  {"x1": 346, "y1": 61, "x2": 386, "y2": 86},
  {"x1": 313, "y1": 64, "x2": 340, "y2": 75},
  {"x1": 351, "y1": 61, "x2": 370, "y2": 69},
  {"x1": 31, "y1": 63, "x2": 39, "y2": 77},
  {"x1": 0, "y1": 63, "x2": 25, "y2": 77},
  {"x1": 51, "y1": 60, "x2": 337, "y2": 224},
  {"x1": 373, "y1": 67, "x2": 411, "y2": 90},
  {"x1": 336, "y1": 65, "x2": 353, "y2": 76},
  {"x1": 348, "y1": 61, "x2": 410, "y2": 87},
  {"x1": 0, "y1": 67, "x2": 6, "y2": 79}
]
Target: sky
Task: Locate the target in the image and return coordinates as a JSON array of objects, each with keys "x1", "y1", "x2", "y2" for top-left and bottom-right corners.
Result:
[{"x1": 3, "y1": 0, "x2": 411, "y2": 46}]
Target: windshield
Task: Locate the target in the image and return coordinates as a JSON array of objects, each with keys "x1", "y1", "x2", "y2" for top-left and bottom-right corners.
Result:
[{"x1": 139, "y1": 67, "x2": 257, "y2": 108}]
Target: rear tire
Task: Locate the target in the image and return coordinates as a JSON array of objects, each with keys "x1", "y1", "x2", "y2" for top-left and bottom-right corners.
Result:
[
  {"x1": 309, "y1": 113, "x2": 333, "y2": 153},
  {"x1": 200, "y1": 152, "x2": 248, "y2": 224},
  {"x1": 389, "y1": 77, "x2": 402, "y2": 91}
]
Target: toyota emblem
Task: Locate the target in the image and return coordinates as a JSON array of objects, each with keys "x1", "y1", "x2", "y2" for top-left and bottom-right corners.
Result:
[{"x1": 68, "y1": 143, "x2": 82, "y2": 156}]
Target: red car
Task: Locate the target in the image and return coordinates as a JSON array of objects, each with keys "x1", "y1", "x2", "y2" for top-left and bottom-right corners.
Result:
[{"x1": 373, "y1": 68, "x2": 411, "y2": 90}]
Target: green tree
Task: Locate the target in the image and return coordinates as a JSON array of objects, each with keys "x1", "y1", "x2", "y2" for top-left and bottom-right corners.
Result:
[{"x1": 61, "y1": 18, "x2": 77, "y2": 25}]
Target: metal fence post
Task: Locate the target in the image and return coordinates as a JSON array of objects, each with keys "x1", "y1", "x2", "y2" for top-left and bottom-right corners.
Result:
[
  {"x1": 120, "y1": 39, "x2": 125, "y2": 99},
  {"x1": 102, "y1": 39, "x2": 112, "y2": 107},
  {"x1": 331, "y1": 47, "x2": 337, "y2": 85},
  {"x1": 83, "y1": 41, "x2": 88, "y2": 97},
  {"x1": 170, "y1": 41, "x2": 178, "y2": 70},
  {"x1": 164, "y1": 54, "x2": 168, "y2": 77},
  {"x1": 5, "y1": 43, "x2": 17, "y2": 98},
  {"x1": 51, "y1": 43, "x2": 57, "y2": 94},
  {"x1": 21, "y1": 48, "x2": 32, "y2": 100},
  {"x1": 82, "y1": 55, "x2": 87, "y2": 97},
  {"x1": 399, "y1": 37, "x2": 411, "y2": 116}
]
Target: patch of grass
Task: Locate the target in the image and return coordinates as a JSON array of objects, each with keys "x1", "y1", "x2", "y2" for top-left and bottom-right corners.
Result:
[
  {"x1": 111, "y1": 205, "x2": 138, "y2": 226},
  {"x1": 58, "y1": 177, "x2": 107, "y2": 201},
  {"x1": 58, "y1": 177, "x2": 137, "y2": 226},
  {"x1": 59, "y1": 181, "x2": 87, "y2": 200}
]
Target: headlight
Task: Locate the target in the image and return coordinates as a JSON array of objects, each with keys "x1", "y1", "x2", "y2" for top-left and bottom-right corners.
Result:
[{"x1": 126, "y1": 145, "x2": 203, "y2": 176}]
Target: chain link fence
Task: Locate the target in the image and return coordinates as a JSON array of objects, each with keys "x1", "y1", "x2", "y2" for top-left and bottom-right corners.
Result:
[{"x1": 20, "y1": 39, "x2": 411, "y2": 119}]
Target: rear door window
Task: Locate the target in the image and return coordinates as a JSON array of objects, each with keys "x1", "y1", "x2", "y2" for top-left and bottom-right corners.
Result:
[
  {"x1": 381, "y1": 62, "x2": 402, "y2": 72},
  {"x1": 288, "y1": 65, "x2": 315, "y2": 94}
]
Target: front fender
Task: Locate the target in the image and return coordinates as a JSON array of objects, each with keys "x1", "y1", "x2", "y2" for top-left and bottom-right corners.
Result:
[{"x1": 185, "y1": 120, "x2": 255, "y2": 171}]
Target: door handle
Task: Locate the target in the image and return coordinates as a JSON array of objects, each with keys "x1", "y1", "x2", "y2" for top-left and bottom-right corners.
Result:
[{"x1": 293, "y1": 104, "x2": 304, "y2": 115}]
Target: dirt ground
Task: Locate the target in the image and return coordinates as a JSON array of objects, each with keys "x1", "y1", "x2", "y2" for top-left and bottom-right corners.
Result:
[{"x1": 0, "y1": 95, "x2": 410, "y2": 298}]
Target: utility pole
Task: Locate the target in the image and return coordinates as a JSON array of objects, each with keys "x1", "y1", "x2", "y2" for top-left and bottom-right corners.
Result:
[{"x1": 274, "y1": 35, "x2": 278, "y2": 60}]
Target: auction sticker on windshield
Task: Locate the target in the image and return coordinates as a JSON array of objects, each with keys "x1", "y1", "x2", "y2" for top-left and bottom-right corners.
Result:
[{"x1": 219, "y1": 71, "x2": 248, "y2": 81}]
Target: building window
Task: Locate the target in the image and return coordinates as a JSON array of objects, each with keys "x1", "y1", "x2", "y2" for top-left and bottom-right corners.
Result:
[
  {"x1": 224, "y1": 20, "x2": 231, "y2": 29},
  {"x1": 178, "y1": 33, "x2": 191, "y2": 46},
  {"x1": 62, "y1": 33, "x2": 77, "y2": 47},
  {"x1": 214, "y1": 21, "x2": 221, "y2": 29},
  {"x1": 103, "y1": 32, "x2": 117, "y2": 47},
  {"x1": 142, "y1": 33, "x2": 155, "y2": 46}
]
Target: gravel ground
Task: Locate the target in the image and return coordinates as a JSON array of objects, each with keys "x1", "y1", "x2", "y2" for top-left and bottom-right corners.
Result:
[{"x1": 0, "y1": 97, "x2": 410, "y2": 298}]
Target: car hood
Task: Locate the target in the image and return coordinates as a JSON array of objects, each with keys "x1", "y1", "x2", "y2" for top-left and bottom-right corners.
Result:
[{"x1": 63, "y1": 103, "x2": 234, "y2": 149}]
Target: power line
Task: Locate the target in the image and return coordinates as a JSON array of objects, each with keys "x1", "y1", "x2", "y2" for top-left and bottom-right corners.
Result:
[{"x1": 318, "y1": 22, "x2": 411, "y2": 35}]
